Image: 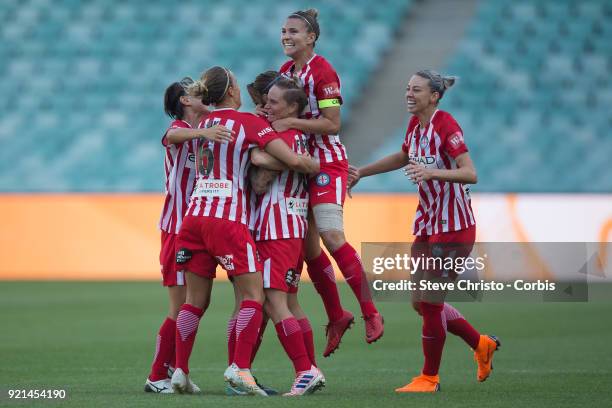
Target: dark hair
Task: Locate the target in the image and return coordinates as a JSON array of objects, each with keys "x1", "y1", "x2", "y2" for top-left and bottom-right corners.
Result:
[
  {"x1": 247, "y1": 70, "x2": 279, "y2": 106},
  {"x1": 163, "y1": 77, "x2": 194, "y2": 119},
  {"x1": 415, "y1": 69, "x2": 457, "y2": 102},
  {"x1": 288, "y1": 8, "x2": 320, "y2": 45},
  {"x1": 189, "y1": 66, "x2": 232, "y2": 105},
  {"x1": 271, "y1": 77, "x2": 308, "y2": 114}
]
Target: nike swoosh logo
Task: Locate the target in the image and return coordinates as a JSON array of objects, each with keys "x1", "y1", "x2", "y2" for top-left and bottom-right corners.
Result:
[{"x1": 317, "y1": 192, "x2": 328, "y2": 196}]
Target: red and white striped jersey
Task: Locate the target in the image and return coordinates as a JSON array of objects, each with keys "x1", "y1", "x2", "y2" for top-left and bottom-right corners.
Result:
[
  {"x1": 253, "y1": 129, "x2": 310, "y2": 241},
  {"x1": 402, "y1": 110, "x2": 475, "y2": 236},
  {"x1": 279, "y1": 54, "x2": 347, "y2": 164},
  {"x1": 186, "y1": 108, "x2": 278, "y2": 226},
  {"x1": 158, "y1": 119, "x2": 198, "y2": 234}
]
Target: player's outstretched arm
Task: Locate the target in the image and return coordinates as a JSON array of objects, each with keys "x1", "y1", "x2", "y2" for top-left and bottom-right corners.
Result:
[
  {"x1": 348, "y1": 150, "x2": 410, "y2": 189},
  {"x1": 405, "y1": 152, "x2": 477, "y2": 184},
  {"x1": 166, "y1": 125, "x2": 235, "y2": 144},
  {"x1": 264, "y1": 138, "x2": 320, "y2": 174}
]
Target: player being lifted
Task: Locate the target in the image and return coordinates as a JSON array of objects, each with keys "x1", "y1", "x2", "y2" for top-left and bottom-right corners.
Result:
[
  {"x1": 272, "y1": 8, "x2": 384, "y2": 357},
  {"x1": 144, "y1": 77, "x2": 234, "y2": 394},
  {"x1": 170, "y1": 66, "x2": 319, "y2": 396},
  {"x1": 348, "y1": 70, "x2": 500, "y2": 392}
]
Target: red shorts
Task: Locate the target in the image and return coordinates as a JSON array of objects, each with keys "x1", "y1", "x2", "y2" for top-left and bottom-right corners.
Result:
[
  {"x1": 309, "y1": 160, "x2": 348, "y2": 207},
  {"x1": 411, "y1": 225, "x2": 476, "y2": 278},
  {"x1": 175, "y1": 215, "x2": 262, "y2": 278},
  {"x1": 160, "y1": 231, "x2": 185, "y2": 286},
  {"x1": 257, "y1": 239, "x2": 303, "y2": 293}
]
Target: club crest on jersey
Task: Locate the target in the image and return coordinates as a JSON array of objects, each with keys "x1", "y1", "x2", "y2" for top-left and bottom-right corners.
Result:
[
  {"x1": 419, "y1": 135, "x2": 430, "y2": 149},
  {"x1": 315, "y1": 172, "x2": 330, "y2": 186},
  {"x1": 197, "y1": 145, "x2": 214, "y2": 177},
  {"x1": 215, "y1": 254, "x2": 235, "y2": 271}
]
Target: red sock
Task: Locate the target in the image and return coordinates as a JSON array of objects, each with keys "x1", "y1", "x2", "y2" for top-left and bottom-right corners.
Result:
[
  {"x1": 148, "y1": 317, "x2": 176, "y2": 381},
  {"x1": 233, "y1": 300, "x2": 263, "y2": 369},
  {"x1": 420, "y1": 302, "x2": 446, "y2": 376},
  {"x1": 306, "y1": 251, "x2": 344, "y2": 322},
  {"x1": 175, "y1": 304, "x2": 204, "y2": 375},
  {"x1": 275, "y1": 317, "x2": 311, "y2": 373},
  {"x1": 443, "y1": 303, "x2": 480, "y2": 349},
  {"x1": 251, "y1": 317, "x2": 268, "y2": 364},
  {"x1": 332, "y1": 243, "x2": 378, "y2": 317},
  {"x1": 226, "y1": 317, "x2": 237, "y2": 366},
  {"x1": 298, "y1": 317, "x2": 316, "y2": 367}
]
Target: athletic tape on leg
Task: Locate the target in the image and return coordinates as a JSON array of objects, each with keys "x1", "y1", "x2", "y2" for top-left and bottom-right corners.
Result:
[{"x1": 312, "y1": 203, "x2": 344, "y2": 232}]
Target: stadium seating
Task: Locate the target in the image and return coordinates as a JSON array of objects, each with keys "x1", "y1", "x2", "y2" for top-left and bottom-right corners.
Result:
[
  {"x1": 0, "y1": 0, "x2": 412, "y2": 191},
  {"x1": 360, "y1": 0, "x2": 612, "y2": 193}
]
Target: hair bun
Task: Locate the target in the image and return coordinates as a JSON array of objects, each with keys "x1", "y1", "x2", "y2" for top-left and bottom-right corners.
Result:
[
  {"x1": 442, "y1": 76, "x2": 457, "y2": 90},
  {"x1": 303, "y1": 8, "x2": 318, "y2": 19}
]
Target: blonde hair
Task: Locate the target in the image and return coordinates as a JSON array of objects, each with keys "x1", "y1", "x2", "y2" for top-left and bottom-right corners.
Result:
[{"x1": 188, "y1": 66, "x2": 232, "y2": 105}]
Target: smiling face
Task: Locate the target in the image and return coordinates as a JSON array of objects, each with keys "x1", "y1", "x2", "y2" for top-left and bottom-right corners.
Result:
[
  {"x1": 264, "y1": 85, "x2": 297, "y2": 122},
  {"x1": 405, "y1": 74, "x2": 440, "y2": 114},
  {"x1": 281, "y1": 17, "x2": 315, "y2": 58}
]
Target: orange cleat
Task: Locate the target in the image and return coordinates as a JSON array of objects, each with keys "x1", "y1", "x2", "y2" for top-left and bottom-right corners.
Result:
[
  {"x1": 474, "y1": 334, "x2": 501, "y2": 382},
  {"x1": 323, "y1": 310, "x2": 354, "y2": 357},
  {"x1": 364, "y1": 313, "x2": 384, "y2": 344},
  {"x1": 395, "y1": 374, "x2": 440, "y2": 393}
]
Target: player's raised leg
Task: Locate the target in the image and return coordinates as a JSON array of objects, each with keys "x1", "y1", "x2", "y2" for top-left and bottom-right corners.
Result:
[
  {"x1": 312, "y1": 197, "x2": 384, "y2": 345},
  {"x1": 443, "y1": 303, "x2": 500, "y2": 382}
]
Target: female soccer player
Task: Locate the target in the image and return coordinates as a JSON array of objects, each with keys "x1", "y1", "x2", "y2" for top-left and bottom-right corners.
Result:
[
  {"x1": 273, "y1": 8, "x2": 384, "y2": 357},
  {"x1": 252, "y1": 77, "x2": 325, "y2": 396},
  {"x1": 144, "y1": 77, "x2": 234, "y2": 394},
  {"x1": 169, "y1": 66, "x2": 319, "y2": 396},
  {"x1": 347, "y1": 70, "x2": 500, "y2": 392}
]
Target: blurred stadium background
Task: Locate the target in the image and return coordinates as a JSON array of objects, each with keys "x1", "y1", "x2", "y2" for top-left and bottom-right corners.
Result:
[{"x1": 0, "y1": 0, "x2": 610, "y2": 280}]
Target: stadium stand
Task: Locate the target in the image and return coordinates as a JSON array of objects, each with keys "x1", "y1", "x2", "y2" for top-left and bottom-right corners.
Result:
[
  {"x1": 0, "y1": 0, "x2": 412, "y2": 191},
  {"x1": 359, "y1": 0, "x2": 612, "y2": 193}
]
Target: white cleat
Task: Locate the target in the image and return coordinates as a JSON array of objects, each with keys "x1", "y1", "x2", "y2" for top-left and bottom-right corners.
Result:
[
  {"x1": 144, "y1": 378, "x2": 174, "y2": 394},
  {"x1": 171, "y1": 368, "x2": 201, "y2": 394},
  {"x1": 223, "y1": 363, "x2": 268, "y2": 396},
  {"x1": 283, "y1": 366, "x2": 326, "y2": 396}
]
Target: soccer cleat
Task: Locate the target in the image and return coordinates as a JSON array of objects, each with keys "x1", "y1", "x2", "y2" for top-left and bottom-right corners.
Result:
[
  {"x1": 225, "y1": 382, "x2": 248, "y2": 396},
  {"x1": 254, "y1": 376, "x2": 279, "y2": 396},
  {"x1": 323, "y1": 310, "x2": 355, "y2": 357},
  {"x1": 144, "y1": 378, "x2": 174, "y2": 394},
  {"x1": 474, "y1": 334, "x2": 501, "y2": 382},
  {"x1": 170, "y1": 368, "x2": 201, "y2": 394},
  {"x1": 395, "y1": 374, "x2": 440, "y2": 393},
  {"x1": 363, "y1": 313, "x2": 384, "y2": 344},
  {"x1": 224, "y1": 363, "x2": 268, "y2": 396},
  {"x1": 167, "y1": 365, "x2": 175, "y2": 379},
  {"x1": 283, "y1": 366, "x2": 326, "y2": 396}
]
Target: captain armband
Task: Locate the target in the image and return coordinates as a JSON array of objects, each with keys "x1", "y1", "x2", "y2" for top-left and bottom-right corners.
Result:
[{"x1": 318, "y1": 98, "x2": 341, "y2": 109}]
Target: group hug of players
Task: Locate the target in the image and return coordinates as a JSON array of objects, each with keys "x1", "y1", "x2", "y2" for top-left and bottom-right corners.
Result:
[{"x1": 144, "y1": 8, "x2": 500, "y2": 397}]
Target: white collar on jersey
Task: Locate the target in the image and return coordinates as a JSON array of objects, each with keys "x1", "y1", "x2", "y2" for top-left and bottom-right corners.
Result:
[
  {"x1": 291, "y1": 53, "x2": 318, "y2": 73},
  {"x1": 213, "y1": 108, "x2": 236, "y2": 112},
  {"x1": 419, "y1": 109, "x2": 440, "y2": 130},
  {"x1": 178, "y1": 119, "x2": 192, "y2": 128}
]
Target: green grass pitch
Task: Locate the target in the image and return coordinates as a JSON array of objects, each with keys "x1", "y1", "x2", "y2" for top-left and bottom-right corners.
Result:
[{"x1": 1, "y1": 281, "x2": 612, "y2": 407}]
